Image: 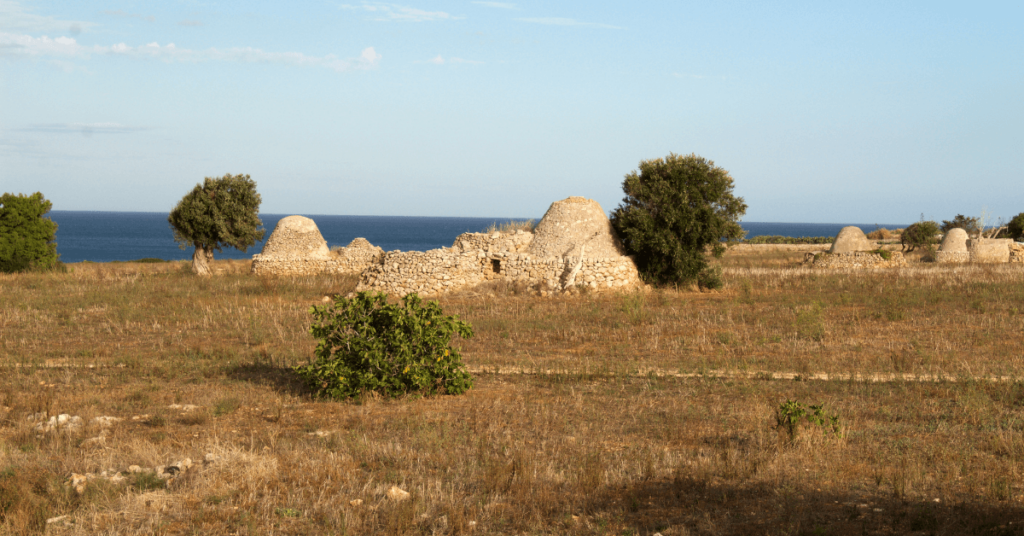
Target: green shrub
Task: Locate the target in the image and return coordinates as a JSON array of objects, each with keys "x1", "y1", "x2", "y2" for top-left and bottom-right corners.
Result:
[
  {"x1": 940, "y1": 214, "x2": 980, "y2": 236},
  {"x1": 611, "y1": 153, "x2": 747, "y2": 286},
  {"x1": 1007, "y1": 212, "x2": 1024, "y2": 241},
  {"x1": 870, "y1": 248, "x2": 893, "y2": 261},
  {"x1": 0, "y1": 192, "x2": 60, "y2": 273},
  {"x1": 775, "y1": 399, "x2": 842, "y2": 441},
  {"x1": 900, "y1": 221, "x2": 940, "y2": 252},
  {"x1": 295, "y1": 292, "x2": 474, "y2": 399}
]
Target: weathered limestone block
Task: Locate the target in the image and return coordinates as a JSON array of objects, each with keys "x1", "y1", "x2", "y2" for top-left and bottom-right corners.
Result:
[{"x1": 968, "y1": 238, "x2": 1012, "y2": 263}]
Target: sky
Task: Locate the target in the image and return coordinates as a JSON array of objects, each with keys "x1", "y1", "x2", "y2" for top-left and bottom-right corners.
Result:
[{"x1": 1, "y1": 1, "x2": 1021, "y2": 223}]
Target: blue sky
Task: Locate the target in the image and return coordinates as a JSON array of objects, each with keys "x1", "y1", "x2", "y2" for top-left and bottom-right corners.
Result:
[{"x1": 1, "y1": 1, "x2": 1021, "y2": 224}]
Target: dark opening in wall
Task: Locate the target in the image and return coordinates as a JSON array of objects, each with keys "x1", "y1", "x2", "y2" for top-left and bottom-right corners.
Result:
[{"x1": 491, "y1": 259, "x2": 501, "y2": 274}]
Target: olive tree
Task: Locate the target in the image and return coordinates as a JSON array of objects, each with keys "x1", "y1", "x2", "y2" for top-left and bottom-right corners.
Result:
[
  {"x1": 0, "y1": 192, "x2": 60, "y2": 273},
  {"x1": 168, "y1": 174, "x2": 265, "y2": 275},
  {"x1": 1008, "y1": 212, "x2": 1024, "y2": 241},
  {"x1": 610, "y1": 153, "x2": 747, "y2": 289},
  {"x1": 900, "y1": 220, "x2": 940, "y2": 252}
]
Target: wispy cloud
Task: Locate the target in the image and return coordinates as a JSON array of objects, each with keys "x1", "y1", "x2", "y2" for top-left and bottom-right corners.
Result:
[
  {"x1": 177, "y1": 19, "x2": 203, "y2": 27},
  {"x1": 421, "y1": 54, "x2": 483, "y2": 65},
  {"x1": 471, "y1": 1, "x2": 515, "y2": 9},
  {"x1": 102, "y1": 10, "x2": 155, "y2": 23},
  {"x1": 515, "y1": 17, "x2": 621, "y2": 29},
  {"x1": 19, "y1": 123, "x2": 152, "y2": 135},
  {"x1": 0, "y1": 33, "x2": 382, "y2": 72},
  {"x1": 340, "y1": 3, "x2": 461, "y2": 22},
  {"x1": 0, "y1": 0, "x2": 94, "y2": 34}
]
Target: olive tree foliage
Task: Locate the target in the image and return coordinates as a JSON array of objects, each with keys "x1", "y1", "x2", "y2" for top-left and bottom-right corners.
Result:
[
  {"x1": 0, "y1": 192, "x2": 60, "y2": 273},
  {"x1": 900, "y1": 220, "x2": 941, "y2": 252},
  {"x1": 610, "y1": 153, "x2": 747, "y2": 289},
  {"x1": 940, "y1": 214, "x2": 981, "y2": 237},
  {"x1": 168, "y1": 174, "x2": 265, "y2": 275},
  {"x1": 1007, "y1": 213, "x2": 1024, "y2": 241}
]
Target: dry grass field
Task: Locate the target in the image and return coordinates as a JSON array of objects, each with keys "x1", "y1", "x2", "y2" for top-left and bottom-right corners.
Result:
[{"x1": 1, "y1": 247, "x2": 1023, "y2": 535}]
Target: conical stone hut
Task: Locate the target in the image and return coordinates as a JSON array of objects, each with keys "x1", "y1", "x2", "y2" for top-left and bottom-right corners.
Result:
[
  {"x1": 327, "y1": 238, "x2": 385, "y2": 274},
  {"x1": 251, "y1": 216, "x2": 331, "y2": 275},
  {"x1": 829, "y1": 226, "x2": 873, "y2": 254},
  {"x1": 935, "y1": 228, "x2": 969, "y2": 263},
  {"x1": 526, "y1": 197, "x2": 627, "y2": 259}
]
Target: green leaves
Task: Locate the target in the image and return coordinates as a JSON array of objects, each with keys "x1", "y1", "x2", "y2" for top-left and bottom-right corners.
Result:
[
  {"x1": 168, "y1": 174, "x2": 265, "y2": 253},
  {"x1": 611, "y1": 153, "x2": 746, "y2": 288},
  {"x1": 295, "y1": 292, "x2": 474, "y2": 400},
  {"x1": 0, "y1": 192, "x2": 59, "y2": 273}
]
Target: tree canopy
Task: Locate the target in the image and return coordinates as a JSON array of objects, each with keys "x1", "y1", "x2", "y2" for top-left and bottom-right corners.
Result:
[
  {"x1": 940, "y1": 214, "x2": 981, "y2": 236},
  {"x1": 900, "y1": 220, "x2": 940, "y2": 252},
  {"x1": 610, "y1": 153, "x2": 747, "y2": 288},
  {"x1": 0, "y1": 192, "x2": 60, "y2": 273},
  {"x1": 168, "y1": 174, "x2": 265, "y2": 275},
  {"x1": 1007, "y1": 213, "x2": 1024, "y2": 241}
]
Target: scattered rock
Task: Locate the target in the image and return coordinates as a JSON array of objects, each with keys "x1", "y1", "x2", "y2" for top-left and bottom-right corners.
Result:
[
  {"x1": 167, "y1": 404, "x2": 200, "y2": 412},
  {"x1": 91, "y1": 416, "x2": 122, "y2": 428},
  {"x1": 349, "y1": 499, "x2": 363, "y2": 507},
  {"x1": 46, "y1": 515, "x2": 70, "y2": 525},
  {"x1": 34, "y1": 414, "x2": 83, "y2": 433},
  {"x1": 128, "y1": 465, "x2": 143, "y2": 474},
  {"x1": 307, "y1": 430, "x2": 331, "y2": 438},
  {"x1": 386, "y1": 486, "x2": 410, "y2": 501},
  {"x1": 204, "y1": 453, "x2": 219, "y2": 465}
]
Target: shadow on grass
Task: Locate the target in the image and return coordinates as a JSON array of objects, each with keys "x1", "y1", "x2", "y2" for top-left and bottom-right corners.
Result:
[
  {"x1": 592, "y1": 477, "x2": 1024, "y2": 536},
  {"x1": 226, "y1": 362, "x2": 312, "y2": 398}
]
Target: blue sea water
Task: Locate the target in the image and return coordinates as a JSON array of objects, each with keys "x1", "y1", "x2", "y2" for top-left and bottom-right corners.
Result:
[{"x1": 46, "y1": 211, "x2": 910, "y2": 264}]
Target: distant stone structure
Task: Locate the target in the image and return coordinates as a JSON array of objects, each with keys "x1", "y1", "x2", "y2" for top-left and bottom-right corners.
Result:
[
  {"x1": 354, "y1": 197, "x2": 643, "y2": 297},
  {"x1": 828, "y1": 226, "x2": 873, "y2": 254},
  {"x1": 251, "y1": 216, "x2": 332, "y2": 276},
  {"x1": 935, "y1": 228, "x2": 969, "y2": 263}
]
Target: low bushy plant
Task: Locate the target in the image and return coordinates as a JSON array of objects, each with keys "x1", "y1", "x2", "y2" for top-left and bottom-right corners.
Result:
[
  {"x1": 900, "y1": 221, "x2": 940, "y2": 252},
  {"x1": 295, "y1": 292, "x2": 474, "y2": 399}
]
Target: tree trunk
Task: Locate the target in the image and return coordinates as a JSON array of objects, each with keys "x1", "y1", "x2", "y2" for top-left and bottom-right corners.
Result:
[{"x1": 192, "y1": 246, "x2": 212, "y2": 276}]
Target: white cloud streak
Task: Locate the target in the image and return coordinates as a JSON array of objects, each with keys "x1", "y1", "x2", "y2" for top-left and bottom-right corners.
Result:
[
  {"x1": 177, "y1": 19, "x2": 203, "y2": 27},
  {"x1": 515, "y1": 17, "x2": 621, "y2": 29},
  {"x1": 340, "y1": 3, "x2": 460, "y2": 22},
  {"x1": 471, "y1": 1, "x2": 516, "y2": 9},
  {"x1": 19, "y1": 123, "x2": 152, "y2": 135},
  {"x1": 0, "y1": 0, "x2": 94, "y2": 34},
  {"x1": 0, "y1": 33, "x2": 382, "y2": 72}
]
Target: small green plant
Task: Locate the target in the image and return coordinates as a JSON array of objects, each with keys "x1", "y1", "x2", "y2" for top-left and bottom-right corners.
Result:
[
  {"x1": 131, "y1": 471, "x2": 166, "y2": 492},
  {"x1": 214, "y1": 397, "x2": 240, "y2": 416},
  {"x1": 775, "y1": 399, "x2": 841, "y2": 440},
  {"x1": 295, "y1": 292, "x2": 474, "y2": 399},
  {"x1": 868, "y1": 248, "x2": 892, "y2": 261},
  {"x1": 275, "y1": 507, "x2": 302, "y2": 517}
]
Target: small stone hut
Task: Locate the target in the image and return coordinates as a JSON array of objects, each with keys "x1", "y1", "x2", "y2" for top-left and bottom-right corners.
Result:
[
  {"x1": 935, "y1": 228, "x2": 969, "y2": 263},
  {"x1": 527, "y1": 197, "x2": 627, "y2": 259},
  {"x1": 829, "y1": 226, "x2": 873, "y2": 254},
  {"x1": 251, "y1": 216, "x2": 331, "y2": 275}
]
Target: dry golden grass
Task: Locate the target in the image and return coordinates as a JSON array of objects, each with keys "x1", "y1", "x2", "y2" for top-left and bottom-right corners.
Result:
[{"x1": 1, "y1": 249, "x2": 1023, "y2": 534}]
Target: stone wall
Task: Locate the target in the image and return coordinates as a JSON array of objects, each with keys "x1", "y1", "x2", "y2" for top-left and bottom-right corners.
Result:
[
  {"x1": 496, "y1": 254, "x2": 642, "y2": 292},
  {"x1": 355, "y1": 249, "x2": 487, "y2": 296},
  {"x1": 810, "y1": 251, "x2": 908, "y2": 269},
  {"x1": 1010, "y1": 243, "x2": 1024, "y2": 264},
  {"x1": 252, "y1": 256, "x2": 330, "y2": 276},
  {"x1": 968, "y1": 239, "x2": 1012, "y2": 263},
  {"x1": 327, "y1": 238, "x2": 384, "y2": 275},
  {"x1": 934, "y1": 251, "x2": 969, "y2": 264},
  {"x1": 453, "y1": 230, "x2": 533, "y2": 255}
]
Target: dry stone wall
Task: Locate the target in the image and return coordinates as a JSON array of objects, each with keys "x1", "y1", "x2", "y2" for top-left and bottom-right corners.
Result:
[
  {"x1": 327, "y1": 238, "x2": 384, "y2": 275},
  {"x1": 355, "y1": 249, "x2": 487, "y2": 296},
  {"x1": 810, "y1": 251, "x2": 908, "y2": 269},
  {"x1": 1011, "y1": 243, "x2": 1024, "y2": 264},
  {"x1": 453, "y1": 231, "x2": 533, "y2": 255},
  {"x1": 496, "y1": 254, "x2": 642, "y2": 292},
  {"x1": 935, "y1": 251, "x2": 970, "y2": 264}
]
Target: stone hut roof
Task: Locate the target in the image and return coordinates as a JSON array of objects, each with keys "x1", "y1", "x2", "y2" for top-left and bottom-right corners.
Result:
[
  {"x1": 829, "y1": 226, "x2": 873, "y2": 254},
  {"x1": 344, "y1": 237, "x2": 376, "y2": 249},
  {"x1": 258, "y1": 216, "x2": 330, "y2": 258},
  {"x1": 526, "y1": 197, "x2": 626, "y2": 259},
  {"x1": 938, "y1": 228, "x2": 968, "y2": 253}
]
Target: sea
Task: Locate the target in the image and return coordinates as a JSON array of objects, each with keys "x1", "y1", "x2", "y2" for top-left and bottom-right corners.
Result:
[{"x1": 46, "y1": 211, "x2": 910, "y2": 264}]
